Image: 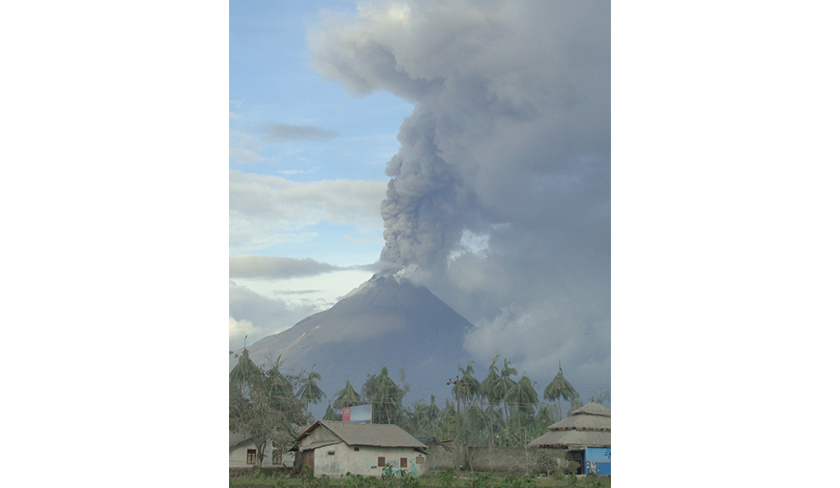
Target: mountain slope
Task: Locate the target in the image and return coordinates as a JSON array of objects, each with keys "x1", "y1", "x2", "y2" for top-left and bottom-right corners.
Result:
[{"x1": 234, "y1": 274, "x2": 473, "y2": 412}]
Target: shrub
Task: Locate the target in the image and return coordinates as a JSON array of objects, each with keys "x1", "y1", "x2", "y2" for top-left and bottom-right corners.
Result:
[
  {"x1": 535, "y1": 452, "x2": 557, "y2": 476},
  {"x1": 437, "y1": 468, "x2": 458, "y2": 488},
  {"x1": 343, "y1": 473, "x2": 379, "y2": 488},
  {"x1": 439, "y1": 469, "x2": 458, "y2": 488},
  {"x1": 467, "y1": 472, "x2": 496, "y2": 488},
  {"x1": 302, "y1": 474, "x2": 331, "y2": 488},
  {"x1": 380, "y1": 465, "x2": 398, "y2": 488},
  {"x1": 499, "y1": 475, "x2": 535, "y2": 488},
  {"x1": 398, "y1": 470, "x2": 419, "y2": 488}
]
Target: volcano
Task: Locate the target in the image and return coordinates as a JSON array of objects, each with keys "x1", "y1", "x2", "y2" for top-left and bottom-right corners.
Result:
[{"x1": 234, "y1": 273, "x2": 473, "y2": 411}]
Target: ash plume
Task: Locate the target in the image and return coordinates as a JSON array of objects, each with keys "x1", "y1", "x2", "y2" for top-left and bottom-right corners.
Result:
[{"x1": 310, "y1": 0, "x2": 610, "y2": 387}]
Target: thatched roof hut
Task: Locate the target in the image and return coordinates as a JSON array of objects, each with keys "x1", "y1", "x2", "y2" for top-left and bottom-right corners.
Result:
[{"x1": 526, "y1": 402, "x2": 610, "y2": 449}]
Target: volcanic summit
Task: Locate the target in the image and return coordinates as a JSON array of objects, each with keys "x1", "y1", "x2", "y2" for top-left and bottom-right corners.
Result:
[{"x1": 234, "y1": 273, "x2": 473, "y2": 409}]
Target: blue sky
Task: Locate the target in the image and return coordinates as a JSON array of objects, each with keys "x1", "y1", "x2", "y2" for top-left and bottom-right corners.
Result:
[
  {"x1": 230, "y1": 1, "x2": 412, "y2": 182},
  {"x1": 229, "y1": 1, "x2": 416, "y2": 350}
]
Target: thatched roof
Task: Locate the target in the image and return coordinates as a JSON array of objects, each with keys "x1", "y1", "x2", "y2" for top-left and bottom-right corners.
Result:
[
  {"x1": 568, "y1": 402, "x2": 610, "y2": 417},
  {"x1": 526, "y1": 402, "x2": 610, "y2": 449},
  {"x1": 296, "y1": 420, "x2": 427, "y2": 450}
]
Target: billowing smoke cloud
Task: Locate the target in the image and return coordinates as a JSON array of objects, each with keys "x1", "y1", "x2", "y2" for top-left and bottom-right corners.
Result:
[{"x1": 311, "y1": 0, "x2": 609, "y2": 388}]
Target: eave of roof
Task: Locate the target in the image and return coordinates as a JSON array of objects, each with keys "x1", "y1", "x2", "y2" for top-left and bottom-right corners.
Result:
[
  {"x1": 526, "y1": 429, "x2": 611, "y2": 450},
  {"x1": 296, "y1": 420, "x2": 427, "y2": 449}
]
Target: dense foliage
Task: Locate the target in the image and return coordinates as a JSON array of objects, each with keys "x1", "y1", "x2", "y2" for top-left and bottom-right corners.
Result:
[
  {"x1": 230, "y1": 349, "x2": 309, "y2": 466},
  {"x1": 232, "y1": 351, "x2": 606, "y2": 450}
]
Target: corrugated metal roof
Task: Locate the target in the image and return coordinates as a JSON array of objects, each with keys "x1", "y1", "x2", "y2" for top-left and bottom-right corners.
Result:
[{"x1": 297, "y1": 421, "x2": 427, "y2": 449}]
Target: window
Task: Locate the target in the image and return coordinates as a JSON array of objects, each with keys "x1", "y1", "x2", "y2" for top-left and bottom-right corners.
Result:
[
  {"x1": 400, "y1": 457, "x2": 407, "y2": 468},
  {"x1": 328, "y1": 450, "x2": 336, "y2": 456},
  {"x1": 246, "y1": 449, "x2": 257, "y2": 464},
  {"x1": 354, "y1": 447, "x2": 360, "y2": 452},
  {"x1": 272, "y1": 451, "x2": 283, "y2": 465},
  {"x1": 378, "y1": 457, "x2": 386, "y2": 467},
  {"x1": 416, "y1": 455, "x2": 425, "y2": 465}
]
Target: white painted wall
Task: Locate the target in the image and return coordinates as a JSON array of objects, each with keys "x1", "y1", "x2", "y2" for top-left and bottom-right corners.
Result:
[
  {"x1": 312, "y1": 443, "x2": 427, "y2": 478},
  {"x1": 229, "y1": 440, "x2": 295, "y2": 468}
]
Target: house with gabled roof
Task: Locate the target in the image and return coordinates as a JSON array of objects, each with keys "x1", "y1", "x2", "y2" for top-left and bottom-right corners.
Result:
[
  {"x1": 295, "y1": 420, "x2": 428, "y2": 478},
  {"x1": 229, "y1": 431, "x2": 296, "y2": 468}
]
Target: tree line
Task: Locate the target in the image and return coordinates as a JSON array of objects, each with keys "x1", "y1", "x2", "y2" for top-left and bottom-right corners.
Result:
[{"x1": 230, "y1": 349, "x2": 607, "y2": 466}]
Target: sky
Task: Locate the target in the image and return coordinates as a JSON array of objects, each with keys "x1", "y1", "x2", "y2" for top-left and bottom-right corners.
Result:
[
  {"x1": 229, "y1": 0, "x2": 611, "y2": 399},
  {"x1": 229, "y1": 0, "x2": 414, "y2": 350}
]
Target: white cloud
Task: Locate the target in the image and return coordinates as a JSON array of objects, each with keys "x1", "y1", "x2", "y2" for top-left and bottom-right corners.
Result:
[
  {"x1": 230, "y1": 255, "x2": 344, "y2": 278},
  {"x1": 229, "y1": 170, "x2": 386, "y2": 253},
  {"x1": 229, "y1": 146, "x2": 265, "y2": 164},
  {"x1": 229, "y1": 281, "x2": 324, "y2": 352},
  {"x1": 229, "y1": 134, "x2": 266, "y2": 164},
  {"x1": 229, "y1": 317, "x2": 257, "y2": 348}
]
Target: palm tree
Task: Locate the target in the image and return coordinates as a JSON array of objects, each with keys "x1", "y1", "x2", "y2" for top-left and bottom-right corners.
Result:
[
  {"x1": 507, "y1": 375, "x2": 539, "y2": 414},
  {"x1": 499, "y1": 358, "x2": 518, "y2": 419},
  {"x1": 479, "y1": 356, "x2": 503, "y2": 445},
  {"x1": 451, "y1": 362, "x2": 480, "y2": 443},
  {"x1": 543, "y1": 359, "x2": 579, "y2": 420},
  {"x1": 411, "y1": 395, "x2": 440, "y2": 437},
  {"x1": 230, "y1": 347, "x2": 262, "y2": 398},
  {"x1": 452, "y1": 361, "x2": 481, "y2": 407},
  {"x1": 297, "y1": 366, "x2": 325, "y2": 412},
  {"x1": 505, "y1": 375, "x2": 539, "y2": 440},
  {"x1": 363, "y1": 367, "x2": 405, "y2": 424},
  {"x1": 479, "y1": 355, "x2": 503, "y2": 406},
  {"x1": 332, "y1": 380, "x2": 362, "y2": 410}
]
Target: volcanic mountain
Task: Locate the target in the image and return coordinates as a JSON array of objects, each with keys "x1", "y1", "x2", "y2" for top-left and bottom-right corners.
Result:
[{"x1": 233, "y1": 273, "x2": 473, "y2": 411}]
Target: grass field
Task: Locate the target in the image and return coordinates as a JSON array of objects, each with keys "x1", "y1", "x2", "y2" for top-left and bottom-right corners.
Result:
[{"x1": 229, "y1": 471, "x2": 610, "y2": 488}]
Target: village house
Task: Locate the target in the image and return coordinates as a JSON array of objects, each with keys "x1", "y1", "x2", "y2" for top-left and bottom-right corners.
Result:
[
  {"x1": 229, "y1": 431, "x2": 295, "y2": 468},
  {"x1": 295, "y1": 420, "x2": 428, "y2": 478},
  {"x1": 526, "y1": 402, "x2": 611, "y2": 475}
]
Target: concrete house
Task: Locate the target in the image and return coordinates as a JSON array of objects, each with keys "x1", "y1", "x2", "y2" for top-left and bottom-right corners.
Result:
[
  {"x1": 526, "y1": 402, "x2": 611, "y2": 475},
  {"x1": 230, "y1": 431, "x2": 295, "y2": 468},
  {"x1": 295, "y1": 420, "x2": 428, "y2": 478}
]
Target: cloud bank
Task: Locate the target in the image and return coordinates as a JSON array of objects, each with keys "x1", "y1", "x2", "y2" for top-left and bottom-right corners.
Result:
[
  {"x1": 229, "y1": 281, "x2": 322, "y2": 353},
  {"x1": 229, "y1": 171, "x2": 387, "y2": 253},
  {"x1": 311, "y1": 0, "x2": 610, "y2": 388},
  {"x1": 230, "y1": 255, "x2": 345, "y2": 279}
]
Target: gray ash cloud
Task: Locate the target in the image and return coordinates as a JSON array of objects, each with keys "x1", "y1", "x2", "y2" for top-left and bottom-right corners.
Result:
[{"x1": 310, "y1": 0, "x2": 610, "y2": 387}]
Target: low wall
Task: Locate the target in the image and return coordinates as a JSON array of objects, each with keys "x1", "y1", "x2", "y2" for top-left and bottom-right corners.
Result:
[{"x1": 426, "y1": 446, "x2": 567, "y2": 474}]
